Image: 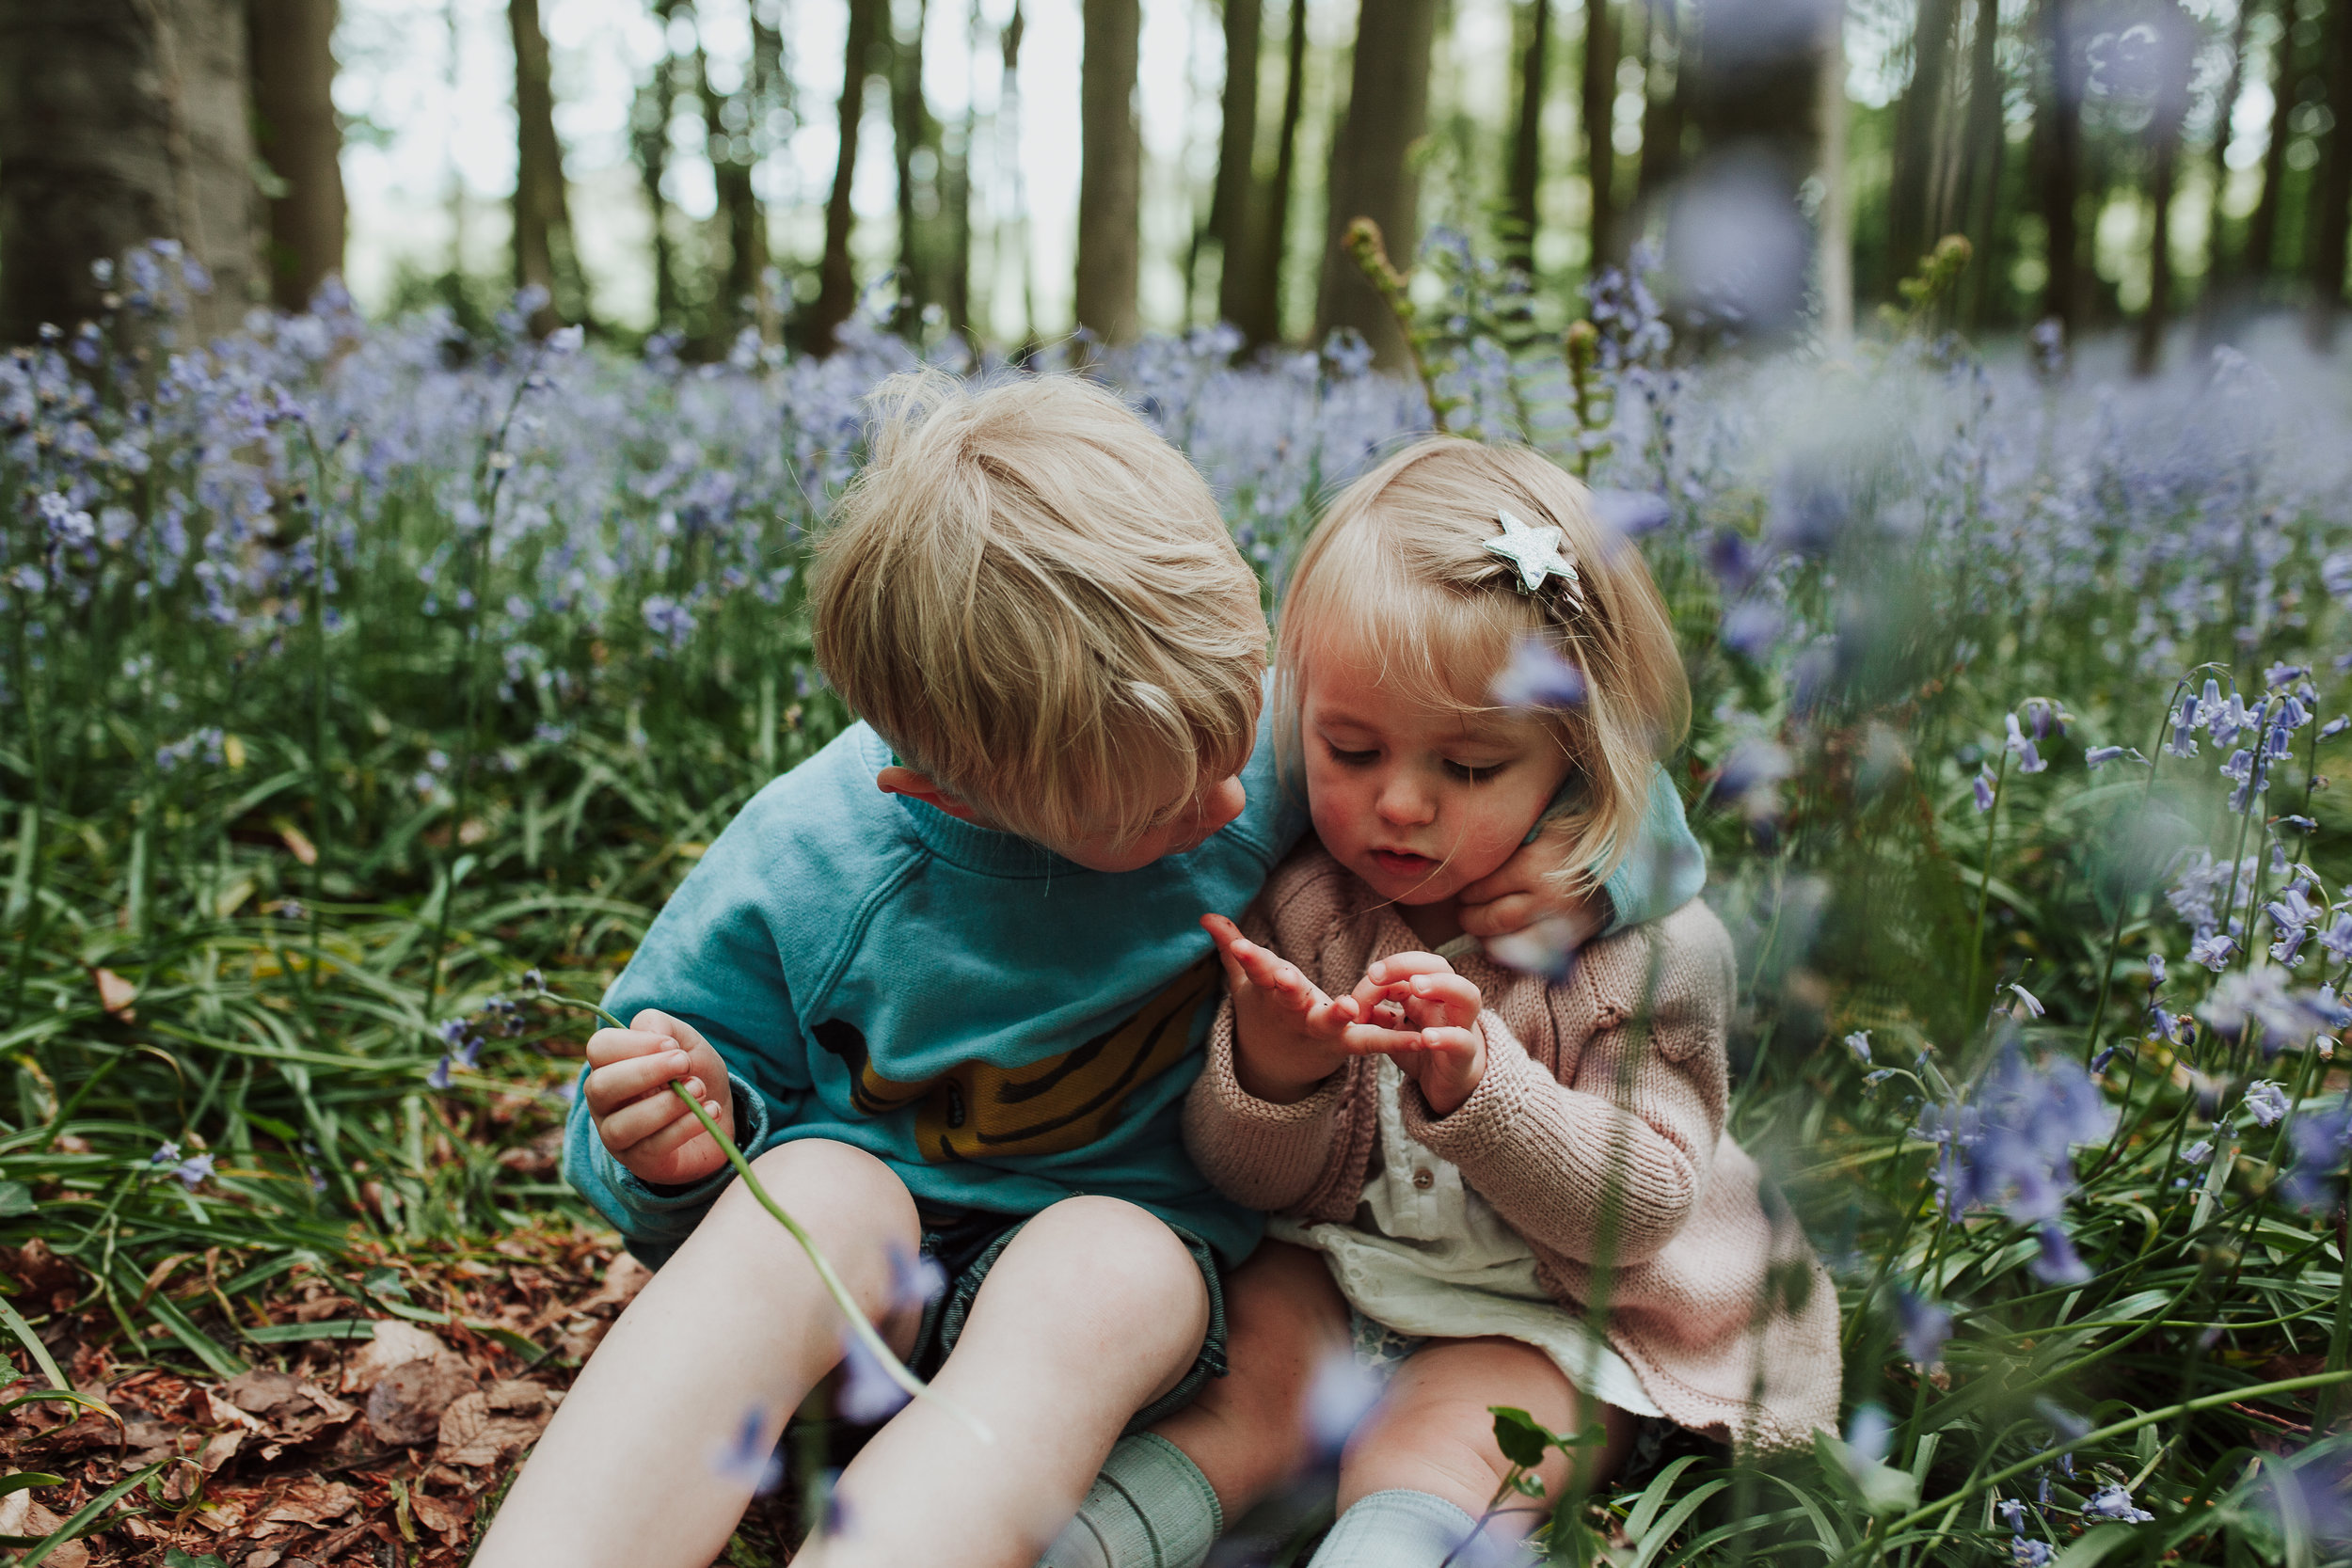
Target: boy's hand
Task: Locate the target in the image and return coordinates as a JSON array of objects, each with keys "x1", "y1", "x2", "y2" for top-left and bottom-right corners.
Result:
[
  {"x1": 1201, "y1": 914, "x2": 1420, "y2": 1104},
  {"x1": 1454, "y1": 841, "x2": 1606, "y2": 953},
  {"x1": 1347, "y1": 953, "x2": 1487, "y2": 1117},
  {"x1": 583, "y1": 1009, "x2": 735, "y2": 1188}
]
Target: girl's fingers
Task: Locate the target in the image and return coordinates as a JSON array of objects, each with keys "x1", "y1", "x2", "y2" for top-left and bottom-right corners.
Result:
[
  {"x1": 583, "y1": 1050, "x2": 694, "y2": 1116},
  {"x1": 1416, "y1": 1024, "x2": 1481, "y2": 1061},
  {"x1": 1337, "y1": 1022, "x2": 1425, "y2": 1056}
]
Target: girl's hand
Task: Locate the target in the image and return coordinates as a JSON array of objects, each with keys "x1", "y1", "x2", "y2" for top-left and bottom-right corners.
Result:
[
  {"x1": 583, "y1": 1008, "x2": 735, "y2": 1187},
  {"x1": 1201, "y1": 914, "x2": 1421, "y2": 1103},
  {"x1": 1348, "y1": 953, "x2": 1488, "y2": 1118}
]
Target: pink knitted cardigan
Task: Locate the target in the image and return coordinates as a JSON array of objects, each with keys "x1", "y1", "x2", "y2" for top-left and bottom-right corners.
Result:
[{"x1": 1182, "y1": 848, "x2": 1840, "y2": 1449}]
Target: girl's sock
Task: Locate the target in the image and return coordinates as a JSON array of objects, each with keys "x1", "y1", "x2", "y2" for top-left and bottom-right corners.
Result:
[
  {"x1": 1305, "y1": 1489, "x2": 1490, "y2": 1568},
  {"x1": 1036, "y1": 1433, "x2": 1222, "y2": 1568}
]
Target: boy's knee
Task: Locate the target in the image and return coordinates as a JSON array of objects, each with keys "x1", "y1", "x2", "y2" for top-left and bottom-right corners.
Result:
[
  {"x1": 722, "y1": 1139, "x2": 918, "y2": 1254},
  {"x1": 1014, "y1": 1196, "x2": 1208, "y2": 1341}
]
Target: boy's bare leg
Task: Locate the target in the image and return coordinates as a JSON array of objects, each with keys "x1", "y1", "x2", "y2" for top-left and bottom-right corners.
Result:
[
  {"x1": 1149, "y1": 1239, "x2": 1349, "y2": 1515},
  {"x1": 1337, "y1": 1338, "x2": 1635, "y2": 1533},
  {"x1": 474, "y1": 1138, "x2": 921, "y2": 1568},
  {"x1": 800, "y1": 1196, "x2": 1211, "y2": 1568}
]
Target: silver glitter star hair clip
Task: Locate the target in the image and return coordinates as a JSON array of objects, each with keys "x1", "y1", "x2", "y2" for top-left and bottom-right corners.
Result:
[{"x1": 1484, "y1": 510, "x2": 1584, "y2": 609}]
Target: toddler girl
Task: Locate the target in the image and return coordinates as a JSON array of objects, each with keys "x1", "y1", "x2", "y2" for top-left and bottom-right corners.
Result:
[{"x1": 1183, "y1": 438, "x2": 1838, "y2": 1566}]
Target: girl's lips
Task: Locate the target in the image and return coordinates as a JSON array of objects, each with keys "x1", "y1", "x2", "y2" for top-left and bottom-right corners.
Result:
[{"x1": 1370, "y1": 849, "x2": 1437, "y2": 878}]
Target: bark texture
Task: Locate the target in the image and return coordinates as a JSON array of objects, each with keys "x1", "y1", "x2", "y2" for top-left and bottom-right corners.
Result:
[
  {"x1": 2132, "y1": 3, "x2": 2193, "y2": 376},
  {"x1": 1075, "y1": 0, "x2": 1143, "y2": 344},
  {"x1": 247, "y1": 0, "x2": 345, "y2": 311},
  {"x1": 633, "y1": 0, "x2": 682, "y2": 332},
  {"x1": 1212, "y1": 0, "x2": 1264, "y2": 331},
  {"x1": 2308, "y1": 0, "x2": 2352, "y2": 348},
  {"x1": 695, "y1": 18, "x2": 768, "y2": 347},
  {"x1": 1957, "y1": 0, "x2": 2004, "y2": 326},
  {"x1": 2031, "y1": 0, "x2": 2087, "y2": 339},
  {"x1": 1229, "y1": 0, "x2": 1306, "y2": 346},
  {"x1": 891, "y1": 0, "x2": 936, "y2": 328},
  {"x1": 1506, "y1": 0, "x2": 1553, "y2": 269},
  {"x1": 0, "y1": 0, "x2": 258, "y2": 343},
  {"x1": 1316, "y1": 0, "x2": 1439, "y2": 367},
  {"x1": 809, "y1": 0, "x2": 886, "y2": 354},
  {"x1": 510, "y1": 0, "x2": 588, "y2": 332},
  {"x1": 1581, "y1": 0, "x2": 1620, "y2": 269},
  {"x1": 1890, "y1": 0, "x2": 1959, "y2": 277}
]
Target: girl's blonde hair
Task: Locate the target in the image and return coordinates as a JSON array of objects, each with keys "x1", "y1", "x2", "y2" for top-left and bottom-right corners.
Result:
[{"x1": 1276, "y1": 437, "x2": 1689, "y2": 895}]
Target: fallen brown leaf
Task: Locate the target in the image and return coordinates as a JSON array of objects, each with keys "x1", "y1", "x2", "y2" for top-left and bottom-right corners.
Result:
[
  {"x1": 0, "y1": 1493, "x2": 88, "y2": 1567},
  {"x1": 364, "y1": 1354, "x2": 479, "y2": 1446},
  {"x1": 263, "y1": 1478, "x2": 358, "y2": 1527},
  {"x1": 434, "y1": 1383, "x2": 553, "y2": 1468},
  {"x1": 90, "y1": 966, "x2": 136, "y2": 1021},
  {"x1": 339, "y1": 1320, "x2": 451, "y2": 1396}
]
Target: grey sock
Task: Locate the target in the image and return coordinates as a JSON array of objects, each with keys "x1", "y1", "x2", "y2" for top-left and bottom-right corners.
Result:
[
  {"x1": 1037, "y1": 1433, "x2": 1223, "y2": 1568},
  {"x1": 1306, "y1": 1489, "x2": 1489, "y2": 1568}
]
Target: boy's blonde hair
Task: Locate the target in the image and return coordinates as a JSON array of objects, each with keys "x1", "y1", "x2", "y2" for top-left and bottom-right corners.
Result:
[
  {"x1": 813, "y1": 371, "x2": 1267, "y2": 849},
  {"x1": 1276, "y1": 437, "x2": 1689, "y2": 895}
]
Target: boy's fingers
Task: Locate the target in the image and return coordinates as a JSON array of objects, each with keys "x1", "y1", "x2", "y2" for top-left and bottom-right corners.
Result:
[
  {"x1": 596, "y1": 1086, "x2": 692, "y2": 1153},
  {"x1": 1453, "y1": 892, "x2": 1542, "y2": 940},
  {"x1": 624, "y1": 1107, "x2": 723, "y2": 1169},
  {"x1": 585, "y1": 1028, "x2": 674, "y2": 1068},
  {"x1": 583, "y1": 1050, "x2": 693, "y2": 1115}
]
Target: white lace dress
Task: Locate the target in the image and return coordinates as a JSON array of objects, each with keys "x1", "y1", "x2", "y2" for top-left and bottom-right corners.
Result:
[{"x1": 1269, "y1": 1056, "x2": 1662, "y2": 1417}]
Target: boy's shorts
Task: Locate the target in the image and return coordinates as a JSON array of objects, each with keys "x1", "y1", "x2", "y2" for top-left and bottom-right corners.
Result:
[{"x1": 909, "y1": 1209, "x2": 1229, "y2": 1434}]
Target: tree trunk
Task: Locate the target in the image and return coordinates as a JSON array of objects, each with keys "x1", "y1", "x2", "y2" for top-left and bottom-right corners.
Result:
[
  {"x1": 1581, "y1": 0, "x2": 1620, "y2": 272},
  {"x1": 892, "y1": 0, "x2": 936, "y2": 330},
  {"x1": 1634, "y1": 0, "x2": 1683, "y2": 233},
  {"x1": 1890, "y1": 0, "x2": 1959, "y2": 277},
  {"x1": 1076, "y1": 0, "x2": 1143, "y2": 345},
  {"x1": 694, "y1": 32, "x2": 765, "y2": 348},
  {"x1": 809, "y1": 0, "x2": 885, "y2": 354},
  {"x1": 0, "y1": 0, "x2": 257, "y2": 344},
  {"x1": 1315, "y1": 0, "x2": 1438, "y2": 366},
  {"x1": 2133, "y1": 5, "x2": 2192, "y2": 376},
  {"x1": 1228, "y1": 0, "x2": 1304, "y2": 346},
  {"x1": 1506, "y1": 0, "x2": 1553, "y2": 271},
  {"x1": 946, "y1": 0, "x2": 981, "y2": 341},
  {"x1": 2031, "y1": 0, "x2": 2087, "y2": 341},
  {"x1": 633, "y1": 0, "x2": 681, "y2": 333},
  {"x1": 1212, "y1": 0, "x2": 1264, "y2": 330},
  {"x1": 1678, "y1": 0, "x2": 1832, "y2": 332},
  {"x1": 2245, "y1": 0, "x2": 2296, "y2": 284},
  {"x1": 2306, "y1": 0, "x2": 2352, "y2": 349},
  {"x1": 510, "y1": 0, "x2": 587, "y2": 333},
  {"x1": 1818, "y1": 8, "x2": 1851, "y2": 347},
  {"x1": 1957, "y1": 0, "x2": 2004, "y2": 328},
  {"x1": 247, "y1": 0, "x2": 344, "y2": 312}
]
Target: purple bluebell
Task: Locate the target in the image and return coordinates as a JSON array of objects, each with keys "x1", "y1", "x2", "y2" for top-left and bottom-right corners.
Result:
[
  {"x1": 1720, "y1": 600, "x2": 1783, "y2": 659},
  {"x1": 2188, "y1": 933, "x2": 2236, "y2": 972},
  {"x1": 1894, "y1": 1289, "x2": 1952, "y2": 1364},
  {"x1": 2182, "y1": 1139, "x2": 2214, "y2": 1165},
  {"x1": 2008, "y1": 983, "x2": 2045, "y2": 1018},
  {"x1": 2283, "y1": 1096, "x2": 2352, "y2": 1210},
  {"x1": 711, "y1": 1405, "x2": 786, "y2": 1496},
  {"x1": 836, "y1": 1330, "x2": 912, "y2": 1423},
  {"x1": 887, "y1": 1243, "x2": 948, "y2": 1314},
  {"x1": 1995, "y1": 1499, "x2": 2026, "y2": 1532},
  {"x1": 2323, "y1": 717, "x2": 2350, "y2": 741},
  {"x1": 2148, "y1": 954, "x2": 2167, "y2": 988},
  {"x1": 427, "y1": 1054, "x2": 453, "y2": 1090},
  {"x1": 1844, "y1": 1031, "x2": 1872, "y2": 1065},
  {"x1": 2089, "y1": 1045, "x2": 2117, "y2": 1074},
  {"x1": 1843, "y1": 1402, "x2": 1892, "y2": 1469},
  {"x1": 1912, "y1": 1046, "x2": 2111, "y2": 1232},
  {"x1": 2005, "y1": 712, "x2": 2046, "y2": 774},
  {"x1": 2011, "y1": 1539, "x2": 2051, "y2": 1567},
  {"x1": 2032, "y1": 1222, "x2": 2090, "y2": 1284},
  {"x1": 1488, "y1": 637, "x2": 1587, "y2": 710},
  {"x1": 1974, "y1": 767, "x2": 1997, "y2": 813},
  {"x1": 151, "y1": 1140, "x2": 183, "y2": 1166},
  {"x1": 2201, "y1": 971, "x2": 2338, "y2": 1053},
  {"x1": 2246, "y1": 1080, "x2": 2291, "y2": 1127},
  {"x1": 2083, "y1": 1484, "x2": 2153, "y2": 1523},
  {"x1": 1304, "y1": 1345, "x2": 1385, "y2": 1459},
  {"x1": 173, "y1": 1152, "x2": 215, "y2": 1190}
]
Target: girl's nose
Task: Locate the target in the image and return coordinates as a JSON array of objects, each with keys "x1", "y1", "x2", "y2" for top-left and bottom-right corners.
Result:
[{"x1": 1376, "y1": 774, "x2": 1436, "y2": 827}]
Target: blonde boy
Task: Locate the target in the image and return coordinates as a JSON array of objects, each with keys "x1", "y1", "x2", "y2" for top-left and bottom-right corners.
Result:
[{"x1": 475, "y1": 372, "x2": 1701, "y2": 1568}]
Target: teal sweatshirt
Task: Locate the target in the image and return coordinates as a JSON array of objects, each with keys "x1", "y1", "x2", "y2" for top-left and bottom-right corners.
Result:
[{"x1": 564, "y1": 717, "x2": 1706, "y2": 1268}]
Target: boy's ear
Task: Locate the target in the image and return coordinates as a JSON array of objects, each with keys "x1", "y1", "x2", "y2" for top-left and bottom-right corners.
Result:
[{"x1": 876, "y1": 765, "x2": 989, "y2": 824}]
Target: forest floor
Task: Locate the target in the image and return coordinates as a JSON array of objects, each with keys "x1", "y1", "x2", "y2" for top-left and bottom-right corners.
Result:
[{"x1": 0, "y1": 1222, "x2": 804, "y2": 1567}]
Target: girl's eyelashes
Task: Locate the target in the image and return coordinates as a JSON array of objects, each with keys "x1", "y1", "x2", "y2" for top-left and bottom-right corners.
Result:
[
  {"x1": 1442, "y1": 758, "x2": 1508, "y2": 784},
  {"x1": 1324, "y1": 741, "x2": 1379, "y2": 767}
]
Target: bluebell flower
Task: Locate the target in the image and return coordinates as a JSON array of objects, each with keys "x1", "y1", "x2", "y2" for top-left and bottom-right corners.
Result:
[
  {"x1": 1720, "y1": 600, "x2": 1782, "y2": 659},
  {"x1": 887, "y1": 1243, "x2": 948, "y2": 1315},
  {"x1": 2188, "y1": 932, "x2": 2235, "y2": 972},
  {"x1": 1864, "y1": 1069, "x2": 1897, "y2": 1088},
  {"x1": 836, "y1": 1330, "x2": 911, "y2": 1423},
  {"x1": 2202, "y1": 970, "x2": 2337, "y2": 1053},
  {"x1": 2182, "y1": 1139, "x2": 2214, "y2": 1165},
  {"x1": 2036, "y1": 1399, "x2": 2092, "y2": 1443},
  {"x1": 2089, "y1": 1045, "x2": 2117, "y2": 1074},
  {"x1": 1305, "y1": 1345, "x2": 1385, "y2": 1459},
  {"x1": 2322, "y1": 717, "x2": 2350, "y2": 741},
  {"x1": 2246, "y1": 1080, "x2": 2291, "y2": 1127},
  {"x1": 2083, "y1": 1484, "x2": 2153, "y2": 1523},
  {"x1": 1844, "y1": 1031, "x2": 1872, "y2": 1065},
  {"x1": 2283, "y1": 1096, "x2": 2352, "y2": 1210},
  {"x1": 2148, "y1": 954, "x2": 2167, "y2": 988},
  {"x1": 1895, "y1": 1289, "x2": 1952, "y2": 1364},
  {"x1": 2264, "y1": 661, "x2": 2308, "y2": 691},
  {"x1": 1843, "y1": 1402, "x2": 1892, "y2": 1469},
  {"x1": 1488, "y1": 637, "x2": 1586, "y2": 711},
  {"x1": 427, "y1": 1054, "x2": 453, "y2": 1090},
  {"x1": 2032, "y1": 1222, "x2": 2090, "y2": 1284},
  {"x1": 2011, "y1": 1539, "x2": 2051, "y2": 1567},
  {"x1": 150, "y1": 1140, "x2": 183, "y2": 1166},
  {"x1": 710, "y1": 1405, "x2": 785, "y2": 1496},
  {"x1": 1995, "y1": 1498, "x2": 2026, "y2": 1532},
  {"x1": 1912, "y1": 1046, "x2": 2112, "y2": 1227},
  {"x1": 1974, "y1": 767, "x2": 1997, "y2": 813},
  {"x1": 523, "y1": 968, "x2": 545, "y2": 993},
  {"x1": 2005, "y1": 712, "x2": 2046, "y2": 774},
  {"x1": 173, "y1": 1152, "x2": 215, "y2": 1190},
  {"x1": 2008, "y1": 983, "x2": 2044, "y2": 1019},
  {"x1": 2082, "y1": 745, "x2": 2144, "y2": 769}
]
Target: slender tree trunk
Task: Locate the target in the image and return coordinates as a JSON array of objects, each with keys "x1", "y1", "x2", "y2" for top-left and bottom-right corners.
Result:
[
  {"x1": 2032, "y1": 0, "x2": 2087, "y2": 341},
  {"x1": 892, "y1": 0, "x2": 935, "y2": 329},
  {"x1": 2133, "y1": 5, "x2": 2191, "y2": 376},
  {"x1": 633, "y1": 0, "x2": 680, "y2": 333},
  {"x1": 1213, "y1": 0, "x2": 1265, "y2": 329},
  {"x1": 1506, "y1": 0, "x2": 1553, "y2": 271},
  {"x1": 1581, "y1": 0, "x2": 1620, "y2": 271},
  {"x1": 247, "y1": 0, "x2": 345, "y2": 311},
  {"x1": 1819, "y1": 8, "x2": 1851, "y2": 347},
  {"x1": 1679, "y1": 0, "x2": 1831, "y2": 332},
  {"x1": 809, "y1": 0, "x2": 885, "y2": 354},
  {"x1": 1634, "y1": 0, "x2": 1683, "y2": 234},
  {"x1": 1316, "y1": 0, "x2": 1439, "y2": 365},
  {"x1": 751, "y1": 7, "x2": 788, "y2": 344},
  {"x1": 0, "y1": 0, "x2": 257, "y2": 343},
  {"x1": 946, "y1": 0, "x2": 983, "y2": 341},
  {"x1": 511, "y1": 0, "x2": 587, "y2": 332},
  {"x1": 1230, "y1": 0, "x2": 1305, "y2": 346},
  {"x1": 1957, "y1": 0, "x2": 2004, "y2": 327},
  {"x1": 2306, "y1": 0, "x2": 2352, "y2": 349},
  {"x1": 1076, "y1": 0, "x2": 1143, "y2": 344},
  {"x1": 999, "y1": 3, "x2": 1036, "y2": 346},
  {"x1": 1891, "y1": 0, "x2": 1960, "y2": 277},
  {"x1": 695, "y1": 27, "x2": 766, "y2": 348},
  {"x1": 2200, "y1": 0, "x2": 2256, "y2": 331},
  {"x1": 2246, "y1": 0, "x2": 2296, "y2": 285}
]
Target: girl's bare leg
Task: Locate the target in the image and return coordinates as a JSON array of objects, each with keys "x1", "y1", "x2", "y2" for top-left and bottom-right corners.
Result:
[
  {"x1": 474, "y1": 1138, "x2": 921, "y2": 1568},
  {"x1": 1338, "y1": 1337, "x2": 1636, "y2": 1539},
  {"x1": 800, "y1": 1195, "x2": 1211, "y2": 1568},
  {"x1": 1149, "y1": 1239, "x2": 1349, "y2": 1514}
]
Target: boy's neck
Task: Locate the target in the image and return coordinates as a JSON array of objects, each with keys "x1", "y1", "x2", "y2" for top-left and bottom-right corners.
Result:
[{"x1": 1398, "y1": 898, "x2": 1463, "y2": 947}]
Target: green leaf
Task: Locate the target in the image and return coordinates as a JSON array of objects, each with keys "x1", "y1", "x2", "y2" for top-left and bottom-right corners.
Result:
[
  {"x1": 2051, "y1": 1524, "x2": 2138, "y2": 1568},
  {"x1": 1629, "y1": 1481, "x2": 1729, "y2": 1568},
  {"x1": 0, "y1": 1291, "x2": 70, "y2": 1393},
  {"x1": 0, "y1": 1180, "x2": 33, "y2": 1218},
  {"x1": 0, "y1": 1473, "x2": 65, "y2": 1498},
  {"x1": 240, "y1": 1318, "x2": 381, "y2": 1343},
  {"x1": 15, "y1": 1460, "x2": 164, "y2": 1567},
  {"x1": 1490, "y1": 1404, "x2": 1552, "y2": 1469}
]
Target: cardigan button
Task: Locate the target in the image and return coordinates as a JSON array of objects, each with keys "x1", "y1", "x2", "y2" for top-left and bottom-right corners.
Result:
[{"x1": 1411, "y1": 1168, "x2": 1435, "y2": 1191}]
